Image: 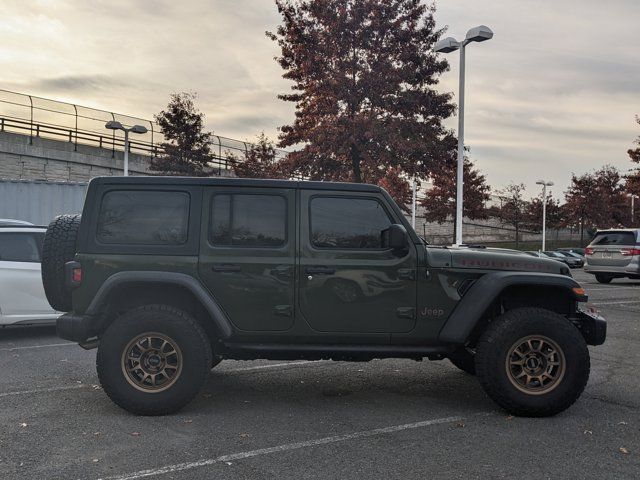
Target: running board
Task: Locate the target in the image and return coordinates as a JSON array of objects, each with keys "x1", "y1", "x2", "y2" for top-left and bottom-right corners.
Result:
[{"x1": 221, "y1": 342, "x2": 454, "y2": 361}]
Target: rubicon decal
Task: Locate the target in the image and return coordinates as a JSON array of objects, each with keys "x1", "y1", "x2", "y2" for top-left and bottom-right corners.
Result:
[{"x1": 457, "y1": 258, "x2": 554, "y2": 272}]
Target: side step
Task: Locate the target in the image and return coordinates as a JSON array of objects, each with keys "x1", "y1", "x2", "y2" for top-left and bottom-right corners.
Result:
[{"x1": 221, "y1": 342, "x2": 454, "y2": 361}]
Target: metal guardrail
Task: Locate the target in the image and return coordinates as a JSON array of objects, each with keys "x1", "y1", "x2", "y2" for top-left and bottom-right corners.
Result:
[{"x1": 0, "y1": 89, "x2": 289, "y2": 173}]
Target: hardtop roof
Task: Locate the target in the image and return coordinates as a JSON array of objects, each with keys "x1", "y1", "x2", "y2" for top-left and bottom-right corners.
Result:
[{"x1": 89, "y1": 176, "x2": 383, "y2": 193}]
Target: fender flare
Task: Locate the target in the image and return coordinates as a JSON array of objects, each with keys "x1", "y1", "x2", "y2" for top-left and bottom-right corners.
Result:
[
  {"x1": 438, "y1": 271, "x2": 585, "y2": 345},
  {"x1": 86, "y1": 271, "x2": 234, "y2": 339}
]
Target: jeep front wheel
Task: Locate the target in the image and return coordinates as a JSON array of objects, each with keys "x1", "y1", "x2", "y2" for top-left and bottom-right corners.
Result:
[
  {"x1": 475, "y1": 307, "x2": 590, "y2": 417},
  {"x1": 96, "y1": 305, "x2": 212, "y2": 415}
]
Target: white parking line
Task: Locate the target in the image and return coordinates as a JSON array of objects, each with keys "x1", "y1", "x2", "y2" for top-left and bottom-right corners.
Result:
[
  {"x1": 586, "y1": 286, "x2": 640, "y2": 292},
  {"x1": 0, "y1": 384, "x2": 85, "y2": 398},
  {"x1": 0, "y1": 342, "x2": 74, "y2": 352},
  {"x1": 0, "y1": 361, "x2": 325, "y2": 399},
  {"x1": 591, "y1": 300, "x2": 640, "y2": 306},
  {"x1": 98, "y1": 415, "x2": 464, "y2": 480},
  {"x1": 222, "y1": 361, "x2": 324, "y2": 373}
]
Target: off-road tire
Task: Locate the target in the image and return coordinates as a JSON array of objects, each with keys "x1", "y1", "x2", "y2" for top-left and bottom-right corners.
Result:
[
  {"x1": 97, "y1": 305, "x2": 212, "y2": 416},
  {"x1": 41, "y1": 214, "x2": 81, "y2": 312},
  {"x1": 476, "y1": 307, "x2": 590, "y2": 417},
  {"x1": 448, "y1": 348, "x2": 476, "y2": 375},
  {"x1": 595, "y1": 274, "x2": 612, "y2": 284}
]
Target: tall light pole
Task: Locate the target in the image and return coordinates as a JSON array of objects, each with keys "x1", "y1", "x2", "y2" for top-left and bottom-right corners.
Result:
[
  {"x1": 536, "y1": 180, "x2": 554, "y2": 251},
  {"x1": 105, "y1": 121, "x2": 148, "y2": 176},
  {"x1": 434, "y1": 26, "x2": 493, "y2": 246},
  {"x1": 629, "y1": 193, "x2": 639, "y2": 225}
]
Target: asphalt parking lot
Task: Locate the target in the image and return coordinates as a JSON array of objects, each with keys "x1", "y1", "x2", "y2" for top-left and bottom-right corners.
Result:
[{"x1": 0, "y1": 269, "x2": 638, "y2": 480}]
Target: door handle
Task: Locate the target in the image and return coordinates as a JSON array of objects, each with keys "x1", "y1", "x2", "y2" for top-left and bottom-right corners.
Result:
[
  {"x1": 212, "y1": 264, "x2": 241, "y2": 273},
  {"x1": 305, "y1": 266, "x2": 335, "y2": 275}
]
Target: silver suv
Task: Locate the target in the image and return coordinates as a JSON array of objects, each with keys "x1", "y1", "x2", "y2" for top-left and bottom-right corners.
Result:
[{"x1": 584, "y1": 229, "x2": 640, "y2": 283}]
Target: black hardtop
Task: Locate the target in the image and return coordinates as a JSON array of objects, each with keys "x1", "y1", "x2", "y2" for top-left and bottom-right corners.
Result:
[{"x1": 88, "y1": 176, "x2": 383, "y2": 193}]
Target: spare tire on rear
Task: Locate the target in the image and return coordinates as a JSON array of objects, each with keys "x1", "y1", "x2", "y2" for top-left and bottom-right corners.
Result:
[{"x1": 41, "y1": 214, "x2": 81, "y2": 312}]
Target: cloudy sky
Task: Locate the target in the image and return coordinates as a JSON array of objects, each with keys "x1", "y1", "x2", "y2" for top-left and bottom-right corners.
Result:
[{"x1": 1, "y1": 0, "x2": 639, "y2": 198}]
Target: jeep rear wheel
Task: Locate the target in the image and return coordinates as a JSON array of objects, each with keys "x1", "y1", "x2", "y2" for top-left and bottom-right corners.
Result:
[
  {"x1": 97, "y1": 305, "x2": 212, "y2": 416},
  {"x1": 595, "y1": 274, "x2": 612, "y2": 284},
  {"x1": 475, "y1": 307, "x2": 589, "y2": 417}
]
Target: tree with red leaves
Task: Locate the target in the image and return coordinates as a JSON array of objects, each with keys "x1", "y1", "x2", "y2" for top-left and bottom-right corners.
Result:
[
  {"x1": 377, "y1": 167, "x2": 413, "y2": 212},
  {"x1": 564, "y1": 165, "x2": 628, "y2": 243},
  {"x1": 229, "y1": 133, "x2": 291, "y2": 179},
  {"x1": 268, "y1": 0, "x2": 457, "y2": 186},
  {"x1": 524, "y1": 194, "x2": 563, "y2": 232},
  {"x1": 491, "y1": 183, "x2": 530, "y2": 248},
  {"x1": 421, "y1": 158, "x2": 490, "y2": 223},
  {"x1": 626, "y1": 116, "x2": 640, "y2": 197}
]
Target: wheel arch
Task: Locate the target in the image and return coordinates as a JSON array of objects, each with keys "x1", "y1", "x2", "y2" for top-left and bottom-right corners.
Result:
[
  {"x1": 438, "y1": 272, "x2": 585, "y2": 346},
  {"x1": 87, "y1": 271, "x2": 234, "y2": 344}
]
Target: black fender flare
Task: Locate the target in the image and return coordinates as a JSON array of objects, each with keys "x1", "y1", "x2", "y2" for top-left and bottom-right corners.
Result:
[
  {"x1": 86, "y1": 271, "x2": 234, "y2": 339},
  {"x1": 438, "y1": 271, "x2": 586, "y2": 345}
]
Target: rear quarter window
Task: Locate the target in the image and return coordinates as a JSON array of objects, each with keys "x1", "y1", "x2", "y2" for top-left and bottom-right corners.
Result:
[{"x1": 96, "y1": 190, "x2": 190, "y2": 245}]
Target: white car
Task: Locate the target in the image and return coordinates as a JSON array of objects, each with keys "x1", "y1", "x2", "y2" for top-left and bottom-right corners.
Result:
[{"x1": 0, "y1": 224, "x2": 60, "y2": 325}]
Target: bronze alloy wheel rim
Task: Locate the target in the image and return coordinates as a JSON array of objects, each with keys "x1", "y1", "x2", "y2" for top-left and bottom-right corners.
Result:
[
  {"x1": 505, "y1": 335, "x2": 566, "y2": 395},
  {"x1": 121, "y1": 333, "x2": 183, "y2": 393}
]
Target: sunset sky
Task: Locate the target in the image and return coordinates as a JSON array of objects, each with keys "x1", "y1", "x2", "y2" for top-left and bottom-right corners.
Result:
[{"x1": 1, "y1": 0, "x2": 639, "y2": 197}]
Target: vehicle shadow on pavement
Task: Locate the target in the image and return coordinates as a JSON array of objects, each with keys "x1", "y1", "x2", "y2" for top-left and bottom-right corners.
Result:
[
  {"x1": 0, "y1": 325, "x2": 57, "y2": 342},
  {"x1": 191, "y1": 361, "x2": 492, "y2": 415}
]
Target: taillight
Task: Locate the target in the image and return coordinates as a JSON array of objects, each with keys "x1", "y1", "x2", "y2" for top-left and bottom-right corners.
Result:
[
  {"x1": 584, "y1": 247, "x2": 594, "y2": 256},
  {"x1": 621, "y1": 248, "x2": 640, "y2": 256},
  {"x1": 72, "y1": 267, "x2": 83, "y2": 283},
  {"x1": 65, "y1": 261, "x2": 82, "y2": 287}
]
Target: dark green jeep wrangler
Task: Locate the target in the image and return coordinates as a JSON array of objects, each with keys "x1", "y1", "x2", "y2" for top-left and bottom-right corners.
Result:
[{"x1": 42, "y1": 177, "x2": 605, "y2": 417}]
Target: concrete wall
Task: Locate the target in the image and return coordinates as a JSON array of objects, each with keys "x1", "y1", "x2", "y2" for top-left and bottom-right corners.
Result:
[
  {"x1": 0, "y1": 130, "x2": 151, "y2": 182},
  {"x1": 0, "y1": 179, "x2": 87, "y2": 225},
  {"x1": 408, "y1": 205, "x2": 580, "y2": 246}
]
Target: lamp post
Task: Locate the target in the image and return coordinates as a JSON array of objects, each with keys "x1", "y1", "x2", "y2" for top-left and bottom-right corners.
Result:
[
  {"x1": 434, "y1": 26, "x2": 493, "y2": 246},
  {"x1": 536, "y1": 180, "x2": 554, "y2": 251},
  {"x1": 105, "y1": 121, "x2": 148, "y2": 176},
  {"x1": 629, "y1": 193, "x2": 639, "y2": 225}
]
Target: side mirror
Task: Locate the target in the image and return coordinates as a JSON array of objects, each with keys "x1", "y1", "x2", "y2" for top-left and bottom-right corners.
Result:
[{"x1": 381, "y1": 224, "x2": 409, "y2": 252}]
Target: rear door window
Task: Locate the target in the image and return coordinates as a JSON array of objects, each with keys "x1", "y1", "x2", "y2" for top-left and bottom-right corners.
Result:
[
  {"x1": 210, "y1": 194, "x2": 286, "y2": 247},
  {"x1": 97, "y1": 190, "x2": 190, "y2": 245},
  {"x1": 591, "y1": 231, "x2": 637, "y2": 246},
  {"x1": 0, "y1": 232, "x2": 44, "y2": 262}
]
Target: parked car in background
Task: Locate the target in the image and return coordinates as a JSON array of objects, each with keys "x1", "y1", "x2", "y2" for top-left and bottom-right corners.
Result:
[
  {"x1": 543, "y1": 251, "x2": 583, "y2": 269},
  {"x1": 0, "y1": 224, "x2": 60, "y2": 325},
  {"x1": 584, "y1": 229, "x2": 640, "y2": 283},
  {"x1": 524, "y1": 251, "x2": 558, "y2": 261},
  {"x1": 0, "y1": 219, "x2": 34, "y2": 226},
  {"x1": 554, "y1": 251, "x2": 584, "y2": 268},
  {"x1": 558, "y1": 247, "x2": 585, "y2": 257}
]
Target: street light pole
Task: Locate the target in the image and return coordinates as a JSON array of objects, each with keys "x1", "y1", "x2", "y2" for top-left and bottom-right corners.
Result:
[
  {"x1": 536, "y1": 180, "x2": 554, "y2": 251},
  {"x1": 455, "y1": 44, "x2": 466, "y2": 246},
  {"x1": 123, "y1": 129, "x2": 130, "y2": 176},
  {"x1": 411, "y1": 178, "x2": 417, "y2": 228},
  {"x1": 434, "y1": 26, "x2": 493, "y2": 246},
  {"x1": 105, "y1": 121, "x2": 149, "y2": 176},
  {"x1": 629, "y1": 194, "x2": 639, "y2": 224}
]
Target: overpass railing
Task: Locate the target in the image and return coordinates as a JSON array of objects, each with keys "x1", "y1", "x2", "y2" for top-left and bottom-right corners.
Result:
[{"x1": 0, "y1": 89, "x2": 288, "y2": 173}]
